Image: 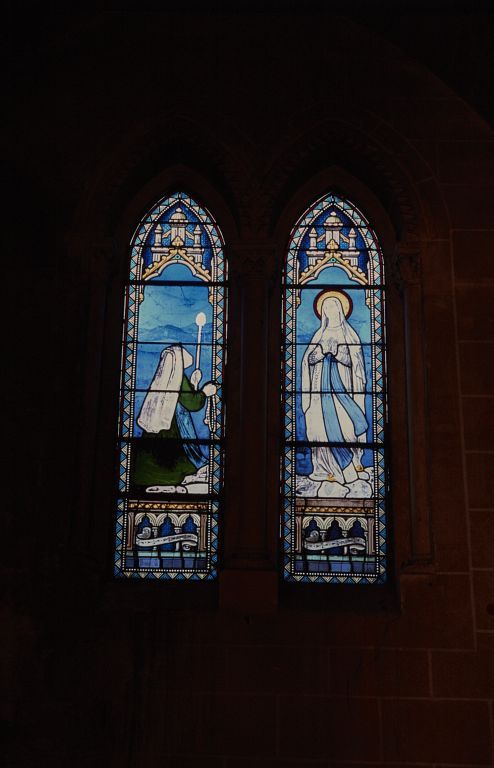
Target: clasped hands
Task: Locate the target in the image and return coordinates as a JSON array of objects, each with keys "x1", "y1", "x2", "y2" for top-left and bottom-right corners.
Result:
[
  {"x1": 190, "y1": 368, "x2": 217, "y2": 397},
  {"x1": 308, "y1": 341, "x2": 338, "y2": 365}
]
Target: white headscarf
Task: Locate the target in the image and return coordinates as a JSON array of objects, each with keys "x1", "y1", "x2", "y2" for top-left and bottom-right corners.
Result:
[
  {"x1": 137, "y1": 345, "x2": 193, "y2": 433},
  {"x1": 313, "y1": 296, "x2": 360, "y2": 345}
]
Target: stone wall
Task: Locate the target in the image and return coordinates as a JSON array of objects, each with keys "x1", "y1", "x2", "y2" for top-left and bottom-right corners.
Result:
[{"x1": 4, "y1": 9, "x2": 493, "y2": 767}]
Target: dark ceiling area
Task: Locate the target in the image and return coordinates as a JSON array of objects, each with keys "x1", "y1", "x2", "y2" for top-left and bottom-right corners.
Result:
[{"x1": 6, "y1": 4, "x2": 494, "y2": 128}]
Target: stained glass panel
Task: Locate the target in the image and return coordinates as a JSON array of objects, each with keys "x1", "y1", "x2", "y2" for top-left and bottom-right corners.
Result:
[
  {"x1": 282, "y1": 194, "x2": 387, "y2": 583},
  {"x1": 114, "y1": 192, "x2": 227, "y2": 580}
]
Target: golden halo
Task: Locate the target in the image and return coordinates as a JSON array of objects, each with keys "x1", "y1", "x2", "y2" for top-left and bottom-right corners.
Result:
[{"x1": 313, "y1": 289, "x2": 353, "y2": 319}]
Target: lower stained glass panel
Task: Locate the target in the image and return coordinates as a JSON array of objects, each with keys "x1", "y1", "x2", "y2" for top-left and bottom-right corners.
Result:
[{"x1": 115, "y1": 500, "x2": 219, "y2": 579}]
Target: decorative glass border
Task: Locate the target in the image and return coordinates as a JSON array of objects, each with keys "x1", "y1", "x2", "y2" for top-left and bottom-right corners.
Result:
[
  {"x1": 114, "y1": 192, "x2": 227, "y2": 580},
  {"x1": 282, "y1": 193, "x2": 387, "y2": 584}
]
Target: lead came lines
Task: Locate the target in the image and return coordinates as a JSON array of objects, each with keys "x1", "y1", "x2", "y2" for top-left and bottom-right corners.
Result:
[{"x1": 282, "y1": 193, "x2": 387, "y2": 583}]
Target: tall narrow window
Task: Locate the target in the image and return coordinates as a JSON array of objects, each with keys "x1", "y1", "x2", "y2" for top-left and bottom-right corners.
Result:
[
  {"x1": 114, "y1": 192, "x2": 227, "y2": 580},
  {"x1": 282, "y1": 193, "x2": 387, "y2": 584}
]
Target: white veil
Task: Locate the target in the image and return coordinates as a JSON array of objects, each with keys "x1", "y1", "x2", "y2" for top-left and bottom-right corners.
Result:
[{"x1": 137, "y1": 345, "x2": 193, "y2": 433}]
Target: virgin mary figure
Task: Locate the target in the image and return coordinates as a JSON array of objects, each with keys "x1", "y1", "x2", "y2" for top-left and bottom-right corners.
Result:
[
  {"x1": 301, "y1": 292, "x2": 368, "y2": 487},
  {"x1": 132, "y1": 344, "x2": 216, "y2": 488}
]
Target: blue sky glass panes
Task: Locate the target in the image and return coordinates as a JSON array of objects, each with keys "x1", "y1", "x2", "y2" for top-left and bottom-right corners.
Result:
[
  {"x1": 114, "y1": 193, "x2": 227, "y2": 580},
  {"x1": 282, "y1": 194, "x2": 387, "y2": 583}
]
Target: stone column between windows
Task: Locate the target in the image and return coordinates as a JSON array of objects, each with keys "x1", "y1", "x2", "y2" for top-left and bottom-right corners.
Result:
[{"x1": 220, "y1": 245, "x2": 278, "y2": 610}]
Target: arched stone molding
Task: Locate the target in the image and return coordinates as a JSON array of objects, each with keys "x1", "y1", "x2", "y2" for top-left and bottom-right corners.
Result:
[
  {"x1": 267, "y1": 130, "x2": 449, "y2": 582},
  {"x1": 67, "y1": 104, "x2": 453, "y2": 589},
  {"x1": 71, "y1": 113, "x2": 248, "y2": 247},
  {"x1": 266, "y1": 117, "x2": 448, "y2": 250},
  {"x1": 69, "y1": 151, "x2": 238, "y2": 573}
]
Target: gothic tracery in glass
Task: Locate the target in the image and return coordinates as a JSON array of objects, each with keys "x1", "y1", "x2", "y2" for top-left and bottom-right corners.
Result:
[
  {"x1": 114, "y1": 192, "x2": 227, "y2": 580},
  {"x1": 282, "y1": 193, "x2": 387, "y2": 583}
]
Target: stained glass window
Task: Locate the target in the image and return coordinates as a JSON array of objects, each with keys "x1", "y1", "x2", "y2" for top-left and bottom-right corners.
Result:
[
  {"x1": 282, "y1": 193, "x2": 387, "y2": 584},
  {"x1": 114, "y1": 192, "x2": 227, "y2": 580}
]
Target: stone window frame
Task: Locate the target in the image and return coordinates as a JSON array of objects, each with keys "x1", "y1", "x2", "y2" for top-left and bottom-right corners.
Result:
[{"x1": 72, "y1": 123, "x2": 444, "y2": 611}]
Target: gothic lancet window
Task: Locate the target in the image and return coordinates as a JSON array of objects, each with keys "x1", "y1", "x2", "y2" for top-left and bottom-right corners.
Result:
[
  {"x1": 114, "y1": 192, "x2": 227, "y2": 580},
  {"x1": 282, "y1": 193, "x2": 387, "y2": 584}
]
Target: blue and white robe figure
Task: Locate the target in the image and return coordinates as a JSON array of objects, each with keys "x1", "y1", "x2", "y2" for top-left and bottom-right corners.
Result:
[{"x1": 301, "y1": 296, "x2": 368, "y2": 486}]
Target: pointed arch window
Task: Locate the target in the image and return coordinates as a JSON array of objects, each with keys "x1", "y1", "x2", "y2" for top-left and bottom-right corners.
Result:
[
  {"x1": 114, "y1": 192, "x2": 227, "y2": 580},
  {"x1": 282, "y1": 193, "x2": 387, "y2": 584}
]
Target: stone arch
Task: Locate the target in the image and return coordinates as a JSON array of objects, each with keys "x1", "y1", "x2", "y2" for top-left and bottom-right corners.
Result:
[
  {"x1": 266, "y1": 117, "x2": 449, "y2": 256},
  {"x1": 71, "y1": 114, "x2": 244, "y2": 247}
]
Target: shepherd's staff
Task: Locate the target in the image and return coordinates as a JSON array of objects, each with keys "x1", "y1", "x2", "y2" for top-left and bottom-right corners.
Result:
[
  {"x1": 194, "y1": 312, "x2": 206, "y2": 387},
  {"x1": 194, "y1": 311, "x2": 217, "y2": 431}
]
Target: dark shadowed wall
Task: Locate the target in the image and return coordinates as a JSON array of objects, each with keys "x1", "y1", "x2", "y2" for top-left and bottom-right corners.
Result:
[{"x1": 4, "y1": 6, "x2": 494, "y2": 767}]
